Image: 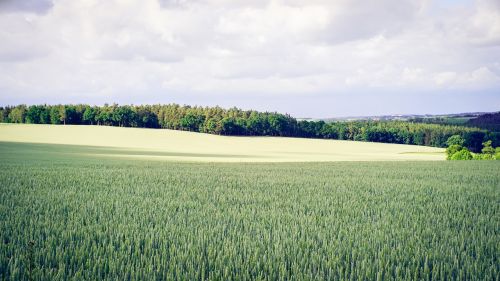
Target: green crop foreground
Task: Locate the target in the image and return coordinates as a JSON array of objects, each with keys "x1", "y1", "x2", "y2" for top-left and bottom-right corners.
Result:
[{"x1": 0, "y1": 142, "x2": 499, "y2": 280}]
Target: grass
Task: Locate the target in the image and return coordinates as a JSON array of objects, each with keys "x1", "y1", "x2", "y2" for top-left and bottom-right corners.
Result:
[
  {"x1": 0, "y1": 141, "x2": 498, "y2": 280},
  {"x1": 0, "y1": 124, "x2": 445, "y2": 162}
]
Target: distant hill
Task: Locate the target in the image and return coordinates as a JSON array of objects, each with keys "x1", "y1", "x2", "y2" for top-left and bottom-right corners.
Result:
[
  {"x1": 317, "y1": 112, "x2": 500, "y2": 132},
  {"x1": 318, "y1": 112, "x2": 489, "y2": 122},
  {"x1": 467, "y1": 112, "x2": 500, "y2": 132}
]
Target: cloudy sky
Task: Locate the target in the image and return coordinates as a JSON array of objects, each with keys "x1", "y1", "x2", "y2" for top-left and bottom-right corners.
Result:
[{"x1": 0, "y1": 0, "x2": 499, "y2": 117}]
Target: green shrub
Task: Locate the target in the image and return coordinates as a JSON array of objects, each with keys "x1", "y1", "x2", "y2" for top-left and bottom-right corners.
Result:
[
  {"x1": 450, "y1": 148, "x2": 473, "y2": 160},
  {"x1": 446, "y1": 144, "x2": 463, "y2": 160},
  {"x1": 481, "y1": 140, "x2": 495, "y2": 155},
  {"x1": 482, "y1": 154, "x2": 495, "y2": 160},
  {"x1": 451, "y1": 140, "x2": 498, "y2": 160},
  {"x1": 474, "y1": 153, "x2": 495, "y2": 160}
]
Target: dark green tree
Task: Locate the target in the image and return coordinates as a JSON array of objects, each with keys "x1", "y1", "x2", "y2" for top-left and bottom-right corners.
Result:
[
  {"x1": 8, "y1": 105, "x2": 26, "y2": 123},
  {"x1": 83, "y1": 106, "x2": 96, "y2": 125},
  {"x1": 113, "y1": 106, "x2": 135, "y2": 127},
  {"x1": 481, "y1": 140, "x2": 494, "y2": 155},
  {"x1": 180, "y1": 113, "x2": 205, "y2": 131},
  {"x1": 463, "y1": 131, "x2": 486, "y2": 153},
  {"x1": 49, "y1": 106, "x2": 61, "y2": 124},
  {"x1": 59, "y1": 105, "x2": 67, "y2": 125}
]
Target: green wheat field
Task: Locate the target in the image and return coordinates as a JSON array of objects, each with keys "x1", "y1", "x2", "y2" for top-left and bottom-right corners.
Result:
[{"x1": 1, "y1": 140, "x2": 498, "y2": 280}]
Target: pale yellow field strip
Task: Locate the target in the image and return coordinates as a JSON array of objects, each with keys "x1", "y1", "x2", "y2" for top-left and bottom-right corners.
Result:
[{"x1": 0, "y1": 124, "x2": 445, "y2": 162}]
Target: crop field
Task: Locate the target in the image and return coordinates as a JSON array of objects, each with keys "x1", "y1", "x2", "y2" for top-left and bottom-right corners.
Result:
[
  {"x1": 0, "y1": 141, "x2": 498, "y2": 280},
  {"x1": 0, "y1": 124, "x2": 445, "y2": 162}
]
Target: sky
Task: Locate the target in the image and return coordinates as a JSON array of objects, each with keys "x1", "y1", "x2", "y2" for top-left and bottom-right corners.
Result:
[{"x1": 0, "y1": 0, "x2": 499, "y2": 118}]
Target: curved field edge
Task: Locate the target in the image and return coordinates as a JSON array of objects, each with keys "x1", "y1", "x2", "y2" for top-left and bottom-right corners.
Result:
[{"x1": 0, "y1": 124, "x2": 445, "y2": 162}]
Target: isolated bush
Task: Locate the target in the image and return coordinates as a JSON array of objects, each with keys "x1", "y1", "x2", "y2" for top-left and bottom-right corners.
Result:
[
  {"x1": 447, "y1": 138, "x2": 498, "y2": 160},
  {"x1": 481, "y1": 140, "x2": 495, "y2": 155},
  {"x1": 482, "y1": 154, "x2": 495, "y2": 160},
  {"x1": 450, "y1": 149, "x2": 473, "y2": 160},
  {"x1": 473, "y1": 153, "x2": 495, "y2": 160},
  {"x1": 446, "y1": 144, "x2": 463, "y2": 160},
  {"x1": 471, "y1": 141, "x2": 498, "y2": 160}
]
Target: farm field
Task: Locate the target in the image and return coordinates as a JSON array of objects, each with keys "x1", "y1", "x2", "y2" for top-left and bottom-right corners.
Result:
[
  {"x1": 2, "y1": 0, "x2": 498, "y2": 280},
  {"x1": 0, "y1": 141, "x2": 499, "y2": 280},
  {"x1": 0, "y1": 124, "x2": 445, "y2": 162}
]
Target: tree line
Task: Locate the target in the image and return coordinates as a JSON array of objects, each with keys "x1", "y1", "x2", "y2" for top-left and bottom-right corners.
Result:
[{"x1": 1, "y1": 104, "x2": 498, "y2": 152}]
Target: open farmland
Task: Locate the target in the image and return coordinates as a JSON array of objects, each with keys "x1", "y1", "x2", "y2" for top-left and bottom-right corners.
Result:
[
  {"x1": 0, "y1": 141, "x2": 499, "y2": 280},
  {"x1": 0, "y1": 124, "x2": 444, "y2": 162}
]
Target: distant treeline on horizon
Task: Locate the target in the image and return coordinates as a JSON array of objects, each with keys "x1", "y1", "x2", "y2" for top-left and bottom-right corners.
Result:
[{"x1": 1, "y1": 104, "x2": 498, "y2": 152}]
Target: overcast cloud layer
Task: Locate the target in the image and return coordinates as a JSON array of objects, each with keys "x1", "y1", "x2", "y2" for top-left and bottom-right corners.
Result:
[{"x1": 0, "y1": 0, "x2": 499, "y2": 117}]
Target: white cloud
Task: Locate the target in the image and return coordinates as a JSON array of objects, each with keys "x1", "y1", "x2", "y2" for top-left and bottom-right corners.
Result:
[
  {"x1": 434, "y1": 72, "x2": 458, "y2": 86},
  {"x1": 402, "y1": 67, "x2": 424, "y2": 83},
  {"x1": 0, "y1": 0, "x2": 499, "y2": 116},
  {"x1": 434, "y1": 67, "x2": 500, "y2": 88}
]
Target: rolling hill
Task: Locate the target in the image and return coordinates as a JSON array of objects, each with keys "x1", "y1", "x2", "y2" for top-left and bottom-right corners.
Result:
[{"x1": 0, "y1": 124, "x2": 444, "y2": 162}]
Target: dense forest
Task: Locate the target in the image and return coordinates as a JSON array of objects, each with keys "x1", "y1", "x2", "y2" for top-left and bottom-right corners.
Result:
[
  {"x1": 1, "y1": 104, "x2": 498, "y2": 152},
  {"x1": 408, "y1": 112, "x2": 500, "y2": 132},
  {"x1": 467, "y1": 112, "x2": 500, "y2": 132}
]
